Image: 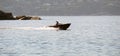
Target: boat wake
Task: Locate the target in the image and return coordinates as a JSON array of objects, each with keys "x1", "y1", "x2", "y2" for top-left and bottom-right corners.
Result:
[{"x1": 0, "y1": 26, "x2": 59, "y2": 30}]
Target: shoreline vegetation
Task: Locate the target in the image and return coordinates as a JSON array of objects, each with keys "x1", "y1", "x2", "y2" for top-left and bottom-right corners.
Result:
[{"x1": 0, "y1": 10, "x2": 41, "y2": 20}]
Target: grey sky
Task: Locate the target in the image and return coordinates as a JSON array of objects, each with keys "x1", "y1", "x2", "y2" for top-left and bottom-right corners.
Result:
[{"x1": 0, "y1": 0, "x2": 120, "y2": 16}]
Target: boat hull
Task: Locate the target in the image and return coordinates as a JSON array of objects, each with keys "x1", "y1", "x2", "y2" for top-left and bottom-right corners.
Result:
[{"x1": 49, "y1": 23, "x2": 71, "y2": 30}]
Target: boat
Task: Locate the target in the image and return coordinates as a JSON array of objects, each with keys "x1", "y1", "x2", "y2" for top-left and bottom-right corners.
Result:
[{"x1": 49, "y1": 21, "x2": 71, "y2": 30}]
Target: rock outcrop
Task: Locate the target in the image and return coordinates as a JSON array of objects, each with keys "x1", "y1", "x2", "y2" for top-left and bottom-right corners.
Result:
[
  {"x1": 31, "y1": 16, "x2": 41, "y2": 20},
  {"x1": 15, "y1": 15, "x2": 31, "y2": 20},
  {"x1": 15, "y1": 15, "x2": 41, "y2": 20},
  {"x1": 0, "y1": 10, "x2": 15, "y2": 20},
  {"x1": 0, "y1": 10, "x2": 42, "y2": 20}
]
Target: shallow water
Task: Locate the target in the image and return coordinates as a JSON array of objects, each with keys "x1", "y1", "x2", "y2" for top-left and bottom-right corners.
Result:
[{"x1": 0, "y1": 16, "x2": 120, "y2": 56}]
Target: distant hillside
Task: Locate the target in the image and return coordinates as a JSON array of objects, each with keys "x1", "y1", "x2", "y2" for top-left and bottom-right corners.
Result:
[{"x1": 0, "y1": 0, "x2": 120, "y2": 16}]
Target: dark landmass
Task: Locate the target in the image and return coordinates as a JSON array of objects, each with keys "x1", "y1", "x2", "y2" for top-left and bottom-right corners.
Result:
[
  {"x1": 0, "y1": 10, "x2": 15, "y2": 20},
  {"x1": 0, "y1": 10, "x2": 41, "y2": 20}
]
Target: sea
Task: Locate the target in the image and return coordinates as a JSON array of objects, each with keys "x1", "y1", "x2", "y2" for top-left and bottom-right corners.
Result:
[{"x1": 0, "y1": 16, "x2": 120, "y2": 56}]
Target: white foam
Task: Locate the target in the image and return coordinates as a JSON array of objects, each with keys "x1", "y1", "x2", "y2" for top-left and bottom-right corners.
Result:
[{"x1": 0, "y1": 26, "x2": 59, "y2": 30}]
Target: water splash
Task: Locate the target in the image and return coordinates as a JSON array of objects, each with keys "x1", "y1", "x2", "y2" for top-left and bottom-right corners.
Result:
[{"x1": 0, "y1": 26, "x2": 59, "y2": 30}]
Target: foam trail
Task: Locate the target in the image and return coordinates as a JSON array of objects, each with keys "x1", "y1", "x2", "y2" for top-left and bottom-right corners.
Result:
[{"x1": 0, "y1": 26, "x2": 58, "y2": 30}]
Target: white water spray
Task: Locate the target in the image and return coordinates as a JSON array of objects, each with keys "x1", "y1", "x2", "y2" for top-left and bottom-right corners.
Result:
[{"x1": 0, "y1": 26, "x2": 59, "y2": 30}]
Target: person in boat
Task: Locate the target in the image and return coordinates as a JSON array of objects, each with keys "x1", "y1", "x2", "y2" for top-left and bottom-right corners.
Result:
[{"x1": 56, "y1": 21, "x2": 59, "y2": 26}]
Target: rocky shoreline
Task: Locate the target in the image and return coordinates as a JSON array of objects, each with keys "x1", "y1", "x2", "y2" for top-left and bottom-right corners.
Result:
[{"x1": 0, "y1": 10, "x2": 41, "y2": 20}]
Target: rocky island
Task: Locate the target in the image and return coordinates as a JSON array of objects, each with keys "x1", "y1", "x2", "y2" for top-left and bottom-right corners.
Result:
[
  {"x1": 0, "y1": 10, "x2": 41, "y2": 20},
  {"x1": 0, "y1": 10, "x2": 15, "y2": 20}
]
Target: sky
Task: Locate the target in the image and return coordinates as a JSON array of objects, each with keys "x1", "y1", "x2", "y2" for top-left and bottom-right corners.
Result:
[{"x1": 0, "y1": 0, "x2": 120, "y2": 16}]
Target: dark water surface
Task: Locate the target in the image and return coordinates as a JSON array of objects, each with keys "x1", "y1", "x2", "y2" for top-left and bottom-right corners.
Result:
[{"x1": 0, "y1": 16, "x2": 120, "y2": 56}]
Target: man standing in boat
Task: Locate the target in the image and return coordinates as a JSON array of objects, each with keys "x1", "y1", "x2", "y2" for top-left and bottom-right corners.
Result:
[{"x1": 56, "y1": 21, "x2": 59, "y2": 26}]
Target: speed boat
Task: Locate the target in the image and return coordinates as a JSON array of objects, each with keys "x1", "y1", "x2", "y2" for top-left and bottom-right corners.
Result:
[{"x1": 49, "y1": 22, "x2": 71, "y2": 30}]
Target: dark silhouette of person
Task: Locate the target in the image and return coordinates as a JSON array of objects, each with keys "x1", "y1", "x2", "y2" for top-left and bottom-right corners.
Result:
[{"x1": 56, "y1": 21, "x2": 59, "y2": 25}]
